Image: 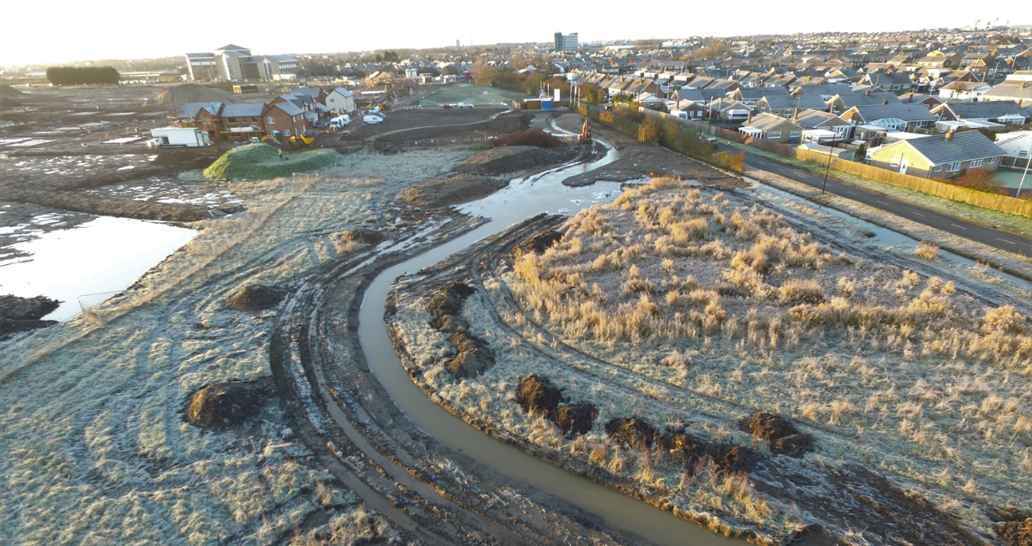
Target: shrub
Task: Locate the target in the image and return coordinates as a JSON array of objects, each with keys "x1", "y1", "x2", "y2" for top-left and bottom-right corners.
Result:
[
  {"x1": 638, "y1": 117, "x2": 660, "y2": 144},
  {"x1": 491, "y1": 128, "x2": 562, "y2": 149},
  {"x1": 914, "y1": 241, "x2": 939, "y2": 261}
]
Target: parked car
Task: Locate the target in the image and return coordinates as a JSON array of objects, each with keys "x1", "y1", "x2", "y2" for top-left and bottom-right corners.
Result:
[
  {"x1": 363, "y1": 114, "x2": 384, "y2": 125},
  {"x1": 455, "y1": 102, "x2": 474, "y2": 109},
  {"x1": 330, "y1": 115, "x2": 351, "y2": 129}
]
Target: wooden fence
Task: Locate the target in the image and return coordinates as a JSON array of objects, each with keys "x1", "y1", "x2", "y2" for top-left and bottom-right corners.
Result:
[{"x1": 795, "y1": 148, "x2": 1032, "y2": 219}]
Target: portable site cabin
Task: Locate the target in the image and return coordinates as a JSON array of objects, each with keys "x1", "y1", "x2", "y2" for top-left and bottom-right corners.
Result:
[{"x1": 149, "y1": 127, "x2": 211, "y2": 148}]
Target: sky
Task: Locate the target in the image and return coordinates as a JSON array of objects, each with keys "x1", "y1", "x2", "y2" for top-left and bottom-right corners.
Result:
[{"x1": 1, "y1": 0, "x2": 1028, "y2": 66}]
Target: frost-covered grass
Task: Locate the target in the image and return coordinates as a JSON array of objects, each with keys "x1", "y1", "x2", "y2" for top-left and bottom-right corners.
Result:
[
  {"x1": 0, "y1": 148, "x2": 467, "y2": 544},
  {"x1": 391, "y1": 177, "x2": 1031, "y2": 542}
]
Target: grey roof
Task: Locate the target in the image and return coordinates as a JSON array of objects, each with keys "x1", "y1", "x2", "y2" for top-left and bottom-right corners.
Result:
[
  {"x1": 905, "y1": 131, "x2": 1006, "y2": 164},
  {"x1": 795, "y1": 109, "x2": 848, "y2": 129},
  {"x1": 221, "y1": 102, "x2": 265, "y2": 118},
  {"x1": 178, "y1": 101, "x2": 222, "y2": 119},
  {"x1": 763, "y1": 94, "x2": 827, "y2": 110},
  {"x1": 738, "y1": 87, "x2": 787, "y2": 100},
  {"x1": 854, "y1": 103, "x2": 935, "y2": 122},
  {"x1": 675, "y1": 88, "x2": 705, "y2": 102},
  {"x1": 744, "y1": 113, "x2": 798, "y2": 131},
  {"x1": 836, "y1": 92, "x2": 901, "y2": 107},
  {"x1": 942, "y1": 101, "x2": 1023, "y2": 119},
  {"x1": 272, "y1": 101, "x2": 304, "y2": 116}
]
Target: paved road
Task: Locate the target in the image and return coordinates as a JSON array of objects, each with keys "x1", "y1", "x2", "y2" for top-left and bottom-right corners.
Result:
[{"x1": 733, "y1": 148, "x2": 1031, "y2": 258}]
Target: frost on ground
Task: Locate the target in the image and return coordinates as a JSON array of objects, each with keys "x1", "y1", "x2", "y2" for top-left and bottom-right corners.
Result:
[
  {"x1": 391, "y1": 178, "x2": 1030, "y2": 544},
  {"x1": 0, "y1": 148, "x2": 469, "y2": 545}
]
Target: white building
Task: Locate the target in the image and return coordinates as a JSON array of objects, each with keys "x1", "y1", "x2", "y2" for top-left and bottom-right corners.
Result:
[
  {"x1": 184, "y1": 52, "x2": 218, "y2": 81},
  {"x1": 324, "y1": 88, "x2": 356, "y2": 114}
]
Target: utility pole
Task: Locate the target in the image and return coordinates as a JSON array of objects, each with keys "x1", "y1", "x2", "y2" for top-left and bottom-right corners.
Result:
[
  {"x1": 822, "y1": 143, "x2": 833, "y2": 193},
  {"x1": 1017, "y1": 137, "x2": 1032, "y2": 198}
]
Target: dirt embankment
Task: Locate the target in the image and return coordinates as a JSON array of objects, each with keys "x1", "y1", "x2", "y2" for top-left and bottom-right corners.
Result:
[
  {"x1": 0, "y1": 295, "x2": 59, "y2": 338},
  {"x1": 399, "y1": 142, "x2": 597, "y2": 209},
  {"x1": 554, "y1": 113, "x2": 744, "y2": 189},
  {"x1": 5, "y1": 189, "x2": 217, "y2": 223}
]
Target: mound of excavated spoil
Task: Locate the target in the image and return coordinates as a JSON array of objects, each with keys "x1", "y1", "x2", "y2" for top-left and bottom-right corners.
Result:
[
  {"x1": 399, "y1": 175, "x2": 507, "y2": 208},
  {"x1": 0, "y1": 295, "x2": 59, "y2": 337},
  {"x1": 226, "y1": 284, "x2": 287, "y2": 313},
  {"x1": 738, "y1": 411, "x2": 814, "y2": 457},
  {"x1": 424, "y1": 282, "x2": 496, "y2": 378},
  {"x1": 455, "y1": 145, "x2": 584, "y2": 176},
  {"x1": 183, "y1": 379, "x2": 270, "y2": 428},
  {"x1": 157, "y1": 84, "x2": 234, "y2": 108}
]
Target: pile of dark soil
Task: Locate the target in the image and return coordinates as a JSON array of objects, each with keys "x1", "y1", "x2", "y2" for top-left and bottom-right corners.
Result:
[
  {"x1": 399, "y1": 175, "x2": 507, "y2": 208},
  {"x1": 456, "y1": 145, "x2": 583, "y2": 176},
  {"x1": 336, "y1": 228, "x2": 385, "y2": 246},
  {"x1": 738, "y1": 411, "x2": 814, "y2": 457},
  {"x1": 605, "y1": 417, "x2": 658, "y2": 450},
  {"x1": 517, "y1": 229, "x2": 562, "y2": 255},
  {"x1": 445, "y1": 331, "x2": 494, "y2": 378},
  {"x1": 515, "y1": 375, "x2": 598, "y2": 437},
  {"x1": 0, "y1": 295, "x2": 59, "y2": 337},
  {"x1": 226, "y1": 284, "x2": 287, "y2": 313},
  {"x1": 516, "y1": 374, "x2": 563, "y2": 417},
  {"x1": 425, "y1": 282, "x2": 495, "y2": 378},
  {"x1": 183, "y1": 378, "x2": 271, "y2": 428},
  {"x1": 992, "y1": 508, "x2": 1032, "y2": 546}
]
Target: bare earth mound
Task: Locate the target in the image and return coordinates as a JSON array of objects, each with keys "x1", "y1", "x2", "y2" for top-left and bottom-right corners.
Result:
[
  {"x1": 399, "y1": 175, "x2": 507, "y2": 208},
  {"x1": 157, "y1": 84, "x2": 235, "y2": 108}
]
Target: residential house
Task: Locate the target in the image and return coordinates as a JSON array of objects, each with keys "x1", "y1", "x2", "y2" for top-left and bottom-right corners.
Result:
[
  {"x1": 898, "y1": 92, "x2": 943, "y2": 109},
  {"x1": 262, "y1": 101, "x2": 308, "y2": 137},
  {"x1": 937, "y1": 80, "x2": 992, "y2": 101},
  {"x1": 177, "y1": 101, "x2": 224, "y2": 138},
  {"x1": 840, "y1": 103, "x2": 936, "y2": 132},
  {"x1": 931, "y1": 101, "x2": 1027, "y2": 126},
  {"x1": 984, "y1": 71, "x2": 1032, "y2": 107},
  {"x1": 859, "y1": 71, "x2": 913, "y2": 93},
  {"x1": 324, "y1": 87, "x2": 356, "y2": 114},
  {"x1": 219, "y1": 102, "x2": 264, "y2": 139},
  {"x1": 757, "y1": 94, "x2": 827, "y2": 117},
  {"x1": 708, "y1": 99, "x2": 752, "y2": 122},
  {"x1": 867, "y1": 130, "x2": 1006, "y2": 177},
  {"x1": 827, "y1": 91, "x2": 900, "y2": 113},
  {"x1": 795, "y1": 109, "x2": 853, "y2": 142},
  {"x1": 729, "y1": 86, "x2": 787, "y2": 107},
  {"x1": 995, "y1": 130, "x2": 1032, "y2": 170},
  {"x1": 738, "y1": 113, "x2": 802, "y2": 143}
]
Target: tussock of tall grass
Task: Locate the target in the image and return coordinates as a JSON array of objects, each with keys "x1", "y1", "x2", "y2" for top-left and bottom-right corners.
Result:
[{"x1": 506, "y1": 178, "x2": 1032, "y2": 372}]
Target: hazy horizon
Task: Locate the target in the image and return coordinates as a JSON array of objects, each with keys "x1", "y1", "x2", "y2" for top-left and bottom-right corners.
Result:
[{"x1": 2, "y1": 1, "x2": 1028, "y2": 67}]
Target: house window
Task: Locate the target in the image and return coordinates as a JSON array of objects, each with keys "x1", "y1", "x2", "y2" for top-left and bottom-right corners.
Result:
[
  {"x1": 948, "y1": 161, "x2": 961, "y2": 171},
  {"x1": 768, "y1": 131, "x2": 781, "y2": 139}
]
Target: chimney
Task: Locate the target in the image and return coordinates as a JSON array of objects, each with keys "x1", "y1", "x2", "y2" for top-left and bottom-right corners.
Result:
[{"x1": 945, "y1": 128, "x2": 956, "y2": 141}]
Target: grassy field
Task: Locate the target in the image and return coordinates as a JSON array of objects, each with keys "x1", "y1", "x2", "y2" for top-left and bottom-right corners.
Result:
[{"x1": 415, "y1": 84, "x2": 526, "y2": 107}]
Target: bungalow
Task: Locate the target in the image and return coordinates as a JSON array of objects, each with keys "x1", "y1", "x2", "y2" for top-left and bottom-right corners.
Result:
[
  {"x1": 324, "y1": 87, "x2": 356, "y2": 114},
  {"x1": 984, "y1": 71, "x2": 1032, "y2": 107},
  {"x1": 859, "y1": 71, "x2": 913, "y2": 93},
  {"x1": 937, "y1": 80, "x2": 992, "y2": 101},
  {"x1": 708, "y1": 99, "x2": 752, "y2": 122},
  {"x1": 738, "y1": 113, "x2": 802, "y2": 143},
  {"x1": 729, "y1": 86, "x2": 788, "y2": 107},
  {"x1": 867, "y1": 130, "x2": 1006, "y2": 177},
  {"x1": 757, "y1": 94, "x2": 828, "y2": 117},
  {"x1": 995, "y1": 131, "x2": 1032, "y2": 170},
  {"x1": 840, "y1": 103, "x2": 936, "y2": 132},
  {"x1": 262, "y1": 101, "x2": 308, "y2": 138},
  {"x1": 931, "y1": 101, "x2": 1027, "y2": 126},
  {"x1": 827, "y1": 91, "x2": 900, "y2": 112},
  {"x1": 795, "y1": 109, "x2": 853, "y2": 142},
  {"x1": 899, "y1": 92, "x2": 944, "y2": 109}
]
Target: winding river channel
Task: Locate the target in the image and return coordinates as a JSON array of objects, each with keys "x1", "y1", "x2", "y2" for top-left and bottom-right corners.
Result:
[{"x1": 356, "y1": 141, "x2": 740, "y2": 545}]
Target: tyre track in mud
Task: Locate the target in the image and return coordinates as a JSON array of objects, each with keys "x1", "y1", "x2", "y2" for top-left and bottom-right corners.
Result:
[{"x1": 269, "y1": 214, "x2": 563, "y2": 545}]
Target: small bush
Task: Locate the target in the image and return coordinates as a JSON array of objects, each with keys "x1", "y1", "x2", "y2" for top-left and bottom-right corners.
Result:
[{"x1": 914, "y1": 241, "x2": 939, "y2": 261}]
